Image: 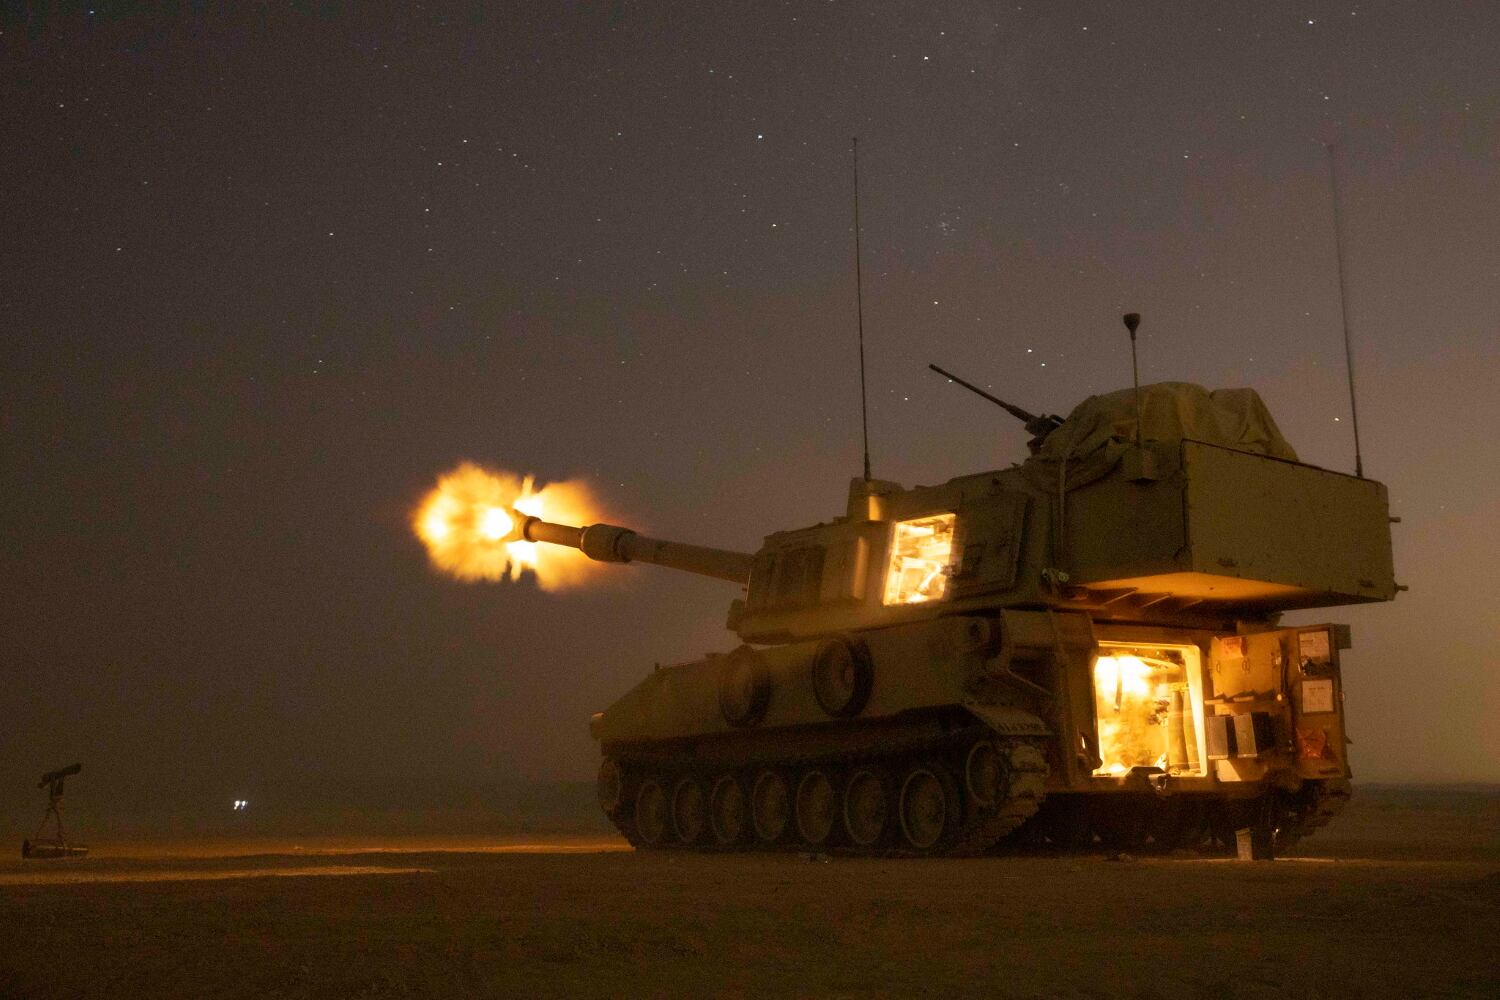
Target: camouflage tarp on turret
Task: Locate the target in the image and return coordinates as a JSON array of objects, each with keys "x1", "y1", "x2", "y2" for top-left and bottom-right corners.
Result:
[{"x1": 1024, "y1": 382, "x2": 1298, "y2": 492}]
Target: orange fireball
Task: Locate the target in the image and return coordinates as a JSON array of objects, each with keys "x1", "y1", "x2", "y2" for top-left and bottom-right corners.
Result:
[{"x1": 413, "y1": 462, "x2": 604, "y2": 590}]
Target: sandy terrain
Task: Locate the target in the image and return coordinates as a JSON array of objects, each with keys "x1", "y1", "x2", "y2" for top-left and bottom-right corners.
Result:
[{"x1": 1, "y1": 787, "x2": 1494, "y2": 999}]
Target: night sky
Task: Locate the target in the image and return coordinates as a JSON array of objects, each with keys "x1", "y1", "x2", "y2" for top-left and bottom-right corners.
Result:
[{"x1": 3, "y1": 2, "x2": 1496, "y2": 826}]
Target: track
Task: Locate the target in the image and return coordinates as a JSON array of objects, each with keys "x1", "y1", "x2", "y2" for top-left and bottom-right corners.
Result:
[
  {"x1": 1018, "y1": 779, "x2": 1354, "y2": 857},
  {"x1": 602, "y1": 725, "x2": 1351, "y2": 860},
  {"x1": 600, "y1": 727, "x2": 1049, "y2": 858}
]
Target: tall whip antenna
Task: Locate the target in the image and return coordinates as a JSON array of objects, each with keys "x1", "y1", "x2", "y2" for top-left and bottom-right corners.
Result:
[
  {"x1": 1326, "y1": 142, "x2": 1364, "y2": 478},
  {"x1": 1123, "y1": 313, "x2": 1143, "y2": 445},
  {"x1": 852, "y1": 136, "x2": 872, "y2": 481}
]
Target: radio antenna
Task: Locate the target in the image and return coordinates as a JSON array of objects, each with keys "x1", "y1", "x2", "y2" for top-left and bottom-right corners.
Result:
[
  {"x1": 1326, "y1": 142, "x2": 1365, "y2": 478},
  {"x1": 851, "y1": 136, "x2": 872, "y2": 481},
  {"x1": 1123, "y1": 312, "x2": 1142, "y2": 446}
]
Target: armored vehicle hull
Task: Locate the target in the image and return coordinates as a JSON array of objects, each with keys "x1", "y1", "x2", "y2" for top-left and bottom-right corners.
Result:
[
  {"x1": 591, "y1": 613, "x2": 1354, "y2": 856},
  {"x1": 526, "y1": 382, "x2": 1393, "y2": 857}
]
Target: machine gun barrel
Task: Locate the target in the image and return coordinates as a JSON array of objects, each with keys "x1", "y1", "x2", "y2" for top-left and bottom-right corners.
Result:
[
  {"x1": 519, "y1": 517, "x2": 754, "y2": 585},
  {"x1": 928, "y1": 364, "x2": 1064, "y2": 438}
]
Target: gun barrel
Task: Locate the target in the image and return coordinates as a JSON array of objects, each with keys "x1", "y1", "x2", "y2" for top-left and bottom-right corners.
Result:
[
  {"x1": 520, "y1": 517, "x2": 753, "y2": 585},
  {"x1": 928, "y1": 364, "x2": 1039, "y2": 424}
]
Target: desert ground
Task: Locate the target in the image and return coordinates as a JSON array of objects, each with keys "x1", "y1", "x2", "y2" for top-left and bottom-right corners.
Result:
[{"x1": 1, "y1": 787, "x2": 1495, "y2": 1000}]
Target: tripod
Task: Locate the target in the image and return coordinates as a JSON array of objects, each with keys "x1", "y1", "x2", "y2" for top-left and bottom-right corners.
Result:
[{"x1": 22, "y1": 763, "x2": 88, "y2": 860}]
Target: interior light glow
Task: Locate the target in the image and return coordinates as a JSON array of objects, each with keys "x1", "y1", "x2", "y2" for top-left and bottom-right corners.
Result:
[{"x1": 882, "y1": 513, "x2": 956, "y2": 605}]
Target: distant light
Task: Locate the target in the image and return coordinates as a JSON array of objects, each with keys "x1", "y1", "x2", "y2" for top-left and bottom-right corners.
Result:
[{"x1": 233, "y1": 799, "x2": 249, "y2": 811}]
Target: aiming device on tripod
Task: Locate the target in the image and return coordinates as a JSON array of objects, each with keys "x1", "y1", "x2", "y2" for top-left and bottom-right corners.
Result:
[{"x1": 22, "y1": 763, "x2": 89, "y2": 860}]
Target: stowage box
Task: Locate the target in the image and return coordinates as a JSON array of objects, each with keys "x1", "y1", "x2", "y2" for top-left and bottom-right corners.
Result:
[{"x1": 1066, "y1": 440, "x2": 1396, "y2": 610}]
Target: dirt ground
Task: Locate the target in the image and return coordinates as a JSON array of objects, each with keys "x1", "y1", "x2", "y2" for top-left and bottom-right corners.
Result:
[{"x1": 1, "y1": 787, "x2": 1494, "y2": 999}]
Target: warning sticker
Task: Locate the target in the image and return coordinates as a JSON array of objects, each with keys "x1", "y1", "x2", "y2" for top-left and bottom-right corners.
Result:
[
  {"x1": 1301, "y1": 678, "x2": 1335, "y2": 714},
  {"x1": 1299, "y1": 629, "x2": 1331, "y2": 662}
]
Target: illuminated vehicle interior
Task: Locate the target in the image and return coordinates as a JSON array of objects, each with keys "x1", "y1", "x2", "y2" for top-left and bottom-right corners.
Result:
[
  {"x1": 882, "y1": 513, "x2": 956, "y2": 605},
  {"x1": 1092, "y1": 641, "x2": 1207, "y2": 777}
]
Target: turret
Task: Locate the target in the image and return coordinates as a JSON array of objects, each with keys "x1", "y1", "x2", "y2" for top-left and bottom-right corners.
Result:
[{"x1": 513, "y1": 381, "x2": 1394, "y2": 647}]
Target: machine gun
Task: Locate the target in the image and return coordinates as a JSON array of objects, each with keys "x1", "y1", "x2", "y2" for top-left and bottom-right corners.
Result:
[
  {"x1": 927, "y1": 363, "x2": 1064, "y2": 448},
  {"x1": 22, "y1": 763, "x2": 89, "y2": 859}
]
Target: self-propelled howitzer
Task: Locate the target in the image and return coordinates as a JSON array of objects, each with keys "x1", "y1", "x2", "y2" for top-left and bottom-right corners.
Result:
[{"x1": 529, "y1": 381, "x2": 1397, "y2": 858}]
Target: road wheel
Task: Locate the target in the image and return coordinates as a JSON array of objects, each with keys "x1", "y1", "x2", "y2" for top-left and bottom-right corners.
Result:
[
  {"x1": 750, "y1": 770, "x2": 792, "y2": 844},
  {"x1": 897, "y1": 760, "x2": 960, "y2": 854},
  {"x1": 964, "y1": 739, "x2": 1003, "y2": 808},
  {"x1": 794, "y1": 770, "x2": 840, "y2": 846},
  {"x1": 842, "y1": 768, "x2": 890, "y2": 849},
  {"x1": 709, "y1": 775, "x2": 748, "y2": 846},
  {"x1": 671, "y1": 777, "x2": 708, "y2": 845},
  {"x1": 634, "y1": 778, "x2": 669, "y2": 847}
]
